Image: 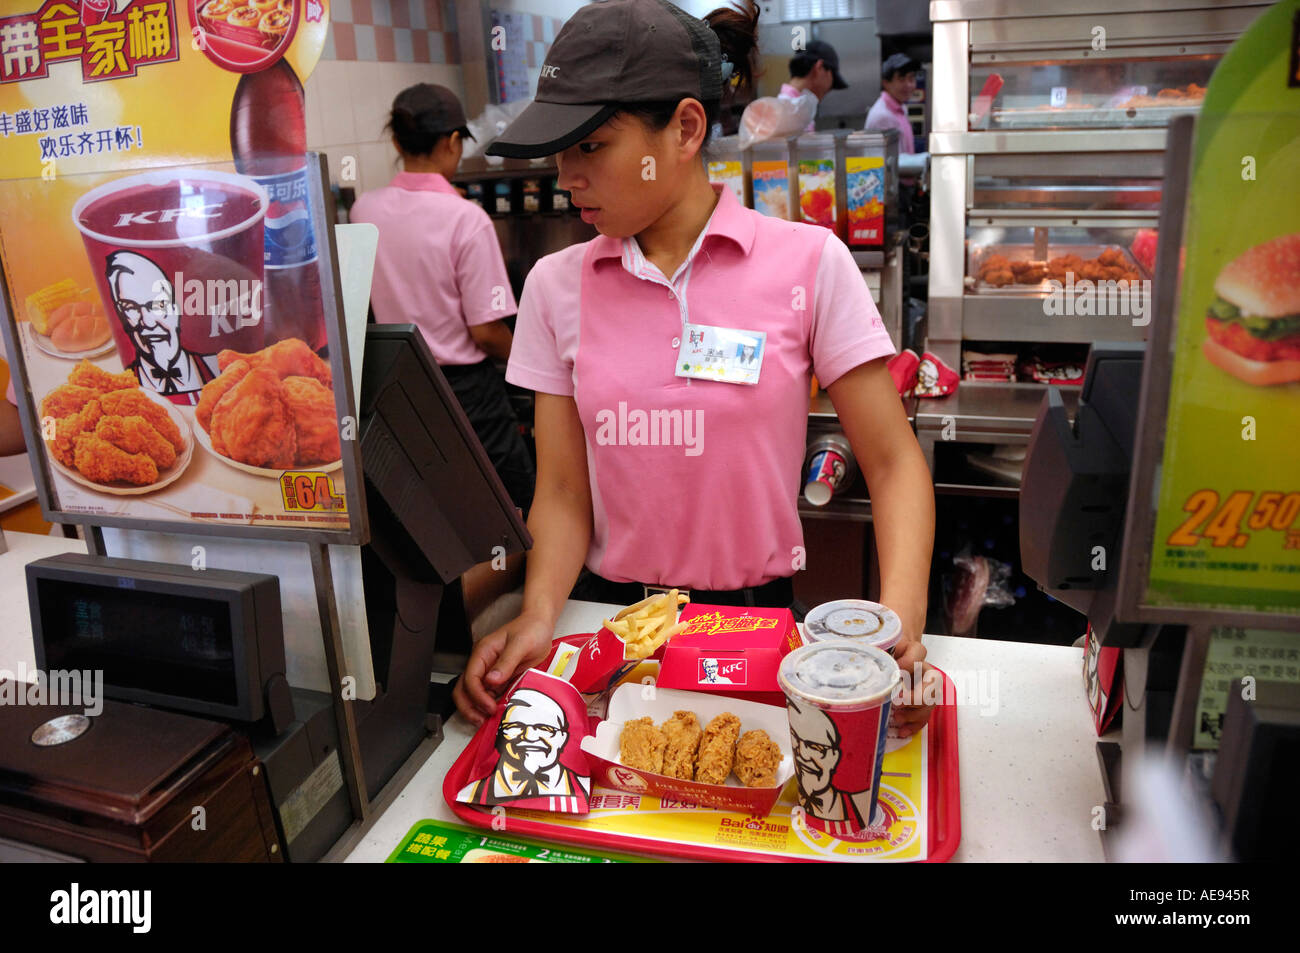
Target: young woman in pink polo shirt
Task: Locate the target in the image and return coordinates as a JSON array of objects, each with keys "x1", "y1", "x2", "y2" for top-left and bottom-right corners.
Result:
[
  {"x1": 351, "y1": 84, "x2": 535, "y2": 513},
  {"x1": 455, "y1": 0, "x2": 937, "y2": 734}
]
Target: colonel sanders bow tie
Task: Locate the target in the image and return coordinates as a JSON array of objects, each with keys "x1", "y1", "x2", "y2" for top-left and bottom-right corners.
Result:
[{"x1": 509, "y1": 766, "x2": 552, "y2": 798}]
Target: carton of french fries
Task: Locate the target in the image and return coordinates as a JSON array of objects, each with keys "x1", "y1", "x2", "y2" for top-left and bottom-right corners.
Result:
[{"x1": 557, "y1": 589, "x2": 689, "y2": 696}]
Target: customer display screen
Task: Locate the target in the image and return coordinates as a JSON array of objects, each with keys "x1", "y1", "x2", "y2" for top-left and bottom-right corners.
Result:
[{"x1": 36, "y1": 578, "x2": 238, "y2": 706}]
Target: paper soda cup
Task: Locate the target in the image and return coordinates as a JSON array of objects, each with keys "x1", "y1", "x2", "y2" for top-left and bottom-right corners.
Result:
[
  {"x1": 803, "y1": 599, "x2": 903, "y2": 654},
  {"x1": 778, "y1": 642, "x2": 900, "y2": 838}
]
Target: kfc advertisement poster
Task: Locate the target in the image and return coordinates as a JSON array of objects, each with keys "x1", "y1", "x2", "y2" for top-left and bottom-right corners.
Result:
[{"x1": 0, "y1": 0, "x2": 364, "y2": 542}]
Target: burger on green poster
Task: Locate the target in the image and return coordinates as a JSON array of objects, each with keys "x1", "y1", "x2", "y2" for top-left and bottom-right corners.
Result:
[{"x1": 1202, "y1": 233, "x2": 1300, "y2": 386}]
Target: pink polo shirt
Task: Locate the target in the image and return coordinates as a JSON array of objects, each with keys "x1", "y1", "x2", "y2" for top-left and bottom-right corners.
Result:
[
  {"x1": 350, "y1": 171, "x2": 517, "y2": 366},
  {"x1": 507, "y1": 185, "x2": 895, "y2": 590},
  {"x1": 865, "y1": 91, "x2": 916, "y2": 154}
]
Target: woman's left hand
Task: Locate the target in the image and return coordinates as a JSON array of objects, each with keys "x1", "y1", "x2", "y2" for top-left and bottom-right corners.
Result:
[{"x1": 889, "y1": 629, "x2": 939, "y2": 738}]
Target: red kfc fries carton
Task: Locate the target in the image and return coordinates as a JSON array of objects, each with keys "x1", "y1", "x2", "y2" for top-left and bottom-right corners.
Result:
[
  {"x1": 555, "y1": 590, "x2": 688, "y2": 695},
  {"x1": 657, "y1": 604, "x2": 802, "y2": 705},
  {"x1": 581, "y1": 684, "x2": 795, "y2": 815},
  {"x1": 454, "y1": 670, "x2": 593, "y2": 814}
]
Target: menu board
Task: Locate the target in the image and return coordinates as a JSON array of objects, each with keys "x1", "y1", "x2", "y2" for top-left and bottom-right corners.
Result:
[
  {"x1": 0, "y1": 0, "x2": 367, "y2": 543},
  {"x1": 1143, "y1": 0, "x2": 1300, "y2": 615}
]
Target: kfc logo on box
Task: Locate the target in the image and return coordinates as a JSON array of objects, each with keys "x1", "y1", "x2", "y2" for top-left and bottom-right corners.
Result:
[{"x1": 698, "y1": 657, "x2": 747, "y2": 686}]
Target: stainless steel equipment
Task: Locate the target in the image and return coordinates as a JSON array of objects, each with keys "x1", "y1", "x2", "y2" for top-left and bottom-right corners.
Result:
[{"x1": 921, "y1": 0, "x2": 1269, "y2": 474}]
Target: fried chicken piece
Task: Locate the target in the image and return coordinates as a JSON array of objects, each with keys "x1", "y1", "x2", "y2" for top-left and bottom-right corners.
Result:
[
  {"x1": 50, "y1": 399, "x2": 103, "y2": 467},
  {"x1": 209, "y1": 366, "x2": 297, "y2": 469},
  {"x1": 218, "y1": 338, "x2": 332, "y2": 387},
  {"x1": 40, "y1": 383, "x2": 99, "y2": 421},
  {"x1": 984, "y1": 268, "x2": 1015, "y2": 287},
  {"x1": 1097, "y1": 248, "x2": 1125, "y2": 267},
  {"x1": 733, "y1": 729, "x2": 782, "y2": 788},
  {"x1": 95, "y1": 415, "x2": 177, "y2": 470},
  {"x1": 67, "y1": 359, "x2": 136, "y2": 395},
  {"x1": 72, "y1": 433, "x2": 158, "y2": 486},
  {"x1": 695, "y1": 712, "x2": 741, "y2": 785},
  {"x1": 97, "y1": 389, "x2": 184, "y2": 453},
  {"x1": 196, "y1": 359, "x2": 252, "y2": 434},
  {"x1": 619, "y1": 717, "x2": 666, "y2": 774},
  {"x1": 282, "y1": 375, "x2": 341, "y2": 465},
  {"x1": 979, "y1": 253, "x2": 1011, "y2": 274},
  {"x1": 660, "y1": 710, "x2": 703, "y2": 781}
]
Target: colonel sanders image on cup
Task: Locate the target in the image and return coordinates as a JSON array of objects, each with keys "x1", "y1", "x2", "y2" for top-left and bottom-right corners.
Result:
[
  {"x1": 779, "y1": 642, "x2": 900, "y2": 838},
  {"x1": 458, "y1": 689, "x2": 591, "y2": 807},
  {"x1": 103, "y1": 252, "x2": 211, "y2": 398},
  {"x1": 73, "y1": 169, "x2": 268, "y2": 405}
]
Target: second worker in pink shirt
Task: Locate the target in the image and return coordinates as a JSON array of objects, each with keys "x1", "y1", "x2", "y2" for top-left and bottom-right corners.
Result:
[{"x1": 352, "y1": 84, "x2": 535, "y2": 514}]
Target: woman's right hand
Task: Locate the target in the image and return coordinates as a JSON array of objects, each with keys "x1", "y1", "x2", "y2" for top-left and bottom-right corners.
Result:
[{"x1": 453, "y1": 611, "x2": 556, "y2": 726}]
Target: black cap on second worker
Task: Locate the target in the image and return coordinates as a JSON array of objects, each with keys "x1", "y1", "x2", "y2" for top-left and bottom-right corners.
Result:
[
  {"x1": 393, "y1": 83, "x2": 470, "y2": 135},
  {"x1": 793, "y1": 39, "x2": 848, "y2": 90},
  {"x1": 487, "y1": 0, "x2": 723, "y2": 159}
]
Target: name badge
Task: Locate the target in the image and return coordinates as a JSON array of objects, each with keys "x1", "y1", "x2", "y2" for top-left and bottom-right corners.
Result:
[{"x1": 676, "y1": 323, "x2": 766, "y2": 386}]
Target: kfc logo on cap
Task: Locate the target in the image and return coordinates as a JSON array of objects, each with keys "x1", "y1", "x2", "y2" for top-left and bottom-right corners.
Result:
[
  {"x1": 540, "y1": 64, "x2": 561, "y2": 78},
  {"x1": 698, "y1": 658, "x2": 746, "y2": 686}
]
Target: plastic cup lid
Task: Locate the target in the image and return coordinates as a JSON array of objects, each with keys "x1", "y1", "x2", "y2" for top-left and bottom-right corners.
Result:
[
  {"x1": 778, "y1": 642, "x2": 899, "y2": 708},
  {"x1": 803, "y1": 600, "x2": 902, "y2": 649}
]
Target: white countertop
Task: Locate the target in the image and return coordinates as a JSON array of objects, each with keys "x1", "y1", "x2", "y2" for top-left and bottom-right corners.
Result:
[
  {"x1": 344, "y1": 600, "x2": 1108, "y2": 863},
  {"x1": 0, "y1": 529, "x2": 86, "y2": 678},
  {"x1": 0, "y1": 532, "x2": 1107, "y2": 862}
]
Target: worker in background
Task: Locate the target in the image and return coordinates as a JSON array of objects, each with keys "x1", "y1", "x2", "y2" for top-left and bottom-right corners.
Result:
[
  {"x1": 866, "y1": 53, "x2": 919, "y2": 153},
  {"x1": 778, "y1": 39, "x2": 848, "y2": 132}
]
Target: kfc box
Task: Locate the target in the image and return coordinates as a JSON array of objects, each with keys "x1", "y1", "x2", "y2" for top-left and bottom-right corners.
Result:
[
  {"x1": 582, "y1": 684, "x2": 794, "y2": 815},
  {"x1": 656, "y1": 604, "x2": 802, "y2": 705}
]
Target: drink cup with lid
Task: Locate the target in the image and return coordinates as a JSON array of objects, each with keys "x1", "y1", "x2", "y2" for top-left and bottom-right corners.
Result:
[
  {"x1": 804, "y1": 599, "x2": 903, "y2": 653},
  {"x1": 778, "y1": 641, "x2": 900, "y2": 837}
]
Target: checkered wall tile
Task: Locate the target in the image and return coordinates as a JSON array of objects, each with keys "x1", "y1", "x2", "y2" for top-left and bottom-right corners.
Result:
[{"x1": 325, "y1": 0, "x2": 459, "y2": 64}]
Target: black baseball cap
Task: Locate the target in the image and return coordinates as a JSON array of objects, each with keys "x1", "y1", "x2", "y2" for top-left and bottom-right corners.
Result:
[
  {"x1": 792, "y1": 40, "x2": 848, "y2": 90},
  {"x1": 392, "y1": 83, "x2": 472, "y2": 136},
  {"x1": 487, "y1": 0, "x2": 723, "y2": 159}
]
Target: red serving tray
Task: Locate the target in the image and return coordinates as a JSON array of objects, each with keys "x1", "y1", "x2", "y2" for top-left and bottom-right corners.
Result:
[{"x1": 444, "y1": 663, "x2": 961, "y2": 863}]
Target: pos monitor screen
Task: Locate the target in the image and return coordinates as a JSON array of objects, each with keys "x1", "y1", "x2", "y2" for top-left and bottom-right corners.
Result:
[{"x1": 357, "y1": 324, "x2": 530, "y2": 582}]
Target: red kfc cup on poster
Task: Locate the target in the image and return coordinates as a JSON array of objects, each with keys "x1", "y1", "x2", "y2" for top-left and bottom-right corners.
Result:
[
  {"x1": 778, "y1": 642, "x2": 900, "y2": 838},
  {"x1": 72, "y1": 170, "x2": 268, "y2": 404},
  {"x1": 81, "y1": 0, "x2": 110, "y2": 26}
]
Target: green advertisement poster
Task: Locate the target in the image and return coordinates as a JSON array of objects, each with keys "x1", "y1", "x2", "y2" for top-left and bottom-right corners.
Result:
[
  {"x1": 386, "y1": 819, "x2": 645, "y2": 864},
  {"x1": 1145, "y1": 0, "x2": 1300, "y2": 613}
]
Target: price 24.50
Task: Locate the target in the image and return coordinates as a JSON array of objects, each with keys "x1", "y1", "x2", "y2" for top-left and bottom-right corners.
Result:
[{"x1": 1167, "y1": 490, "x2": 1299, "y2": 548}]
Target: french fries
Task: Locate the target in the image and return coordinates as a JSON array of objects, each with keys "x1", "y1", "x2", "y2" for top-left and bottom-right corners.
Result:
[{"x1": 604, "y1": 589, "x2": 689, "y2": 660}]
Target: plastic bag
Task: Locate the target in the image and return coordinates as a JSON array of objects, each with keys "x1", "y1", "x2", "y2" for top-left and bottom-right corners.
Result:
[
  {"x1": 738, "y1": 91, "x2": 817, "y2": 150},
  {"x1": 464, "y1": 99, "x2": 534, "y2": 162},
  {"x1": 945, "y1": 548, "x2": 1015, "y2": 637}
]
